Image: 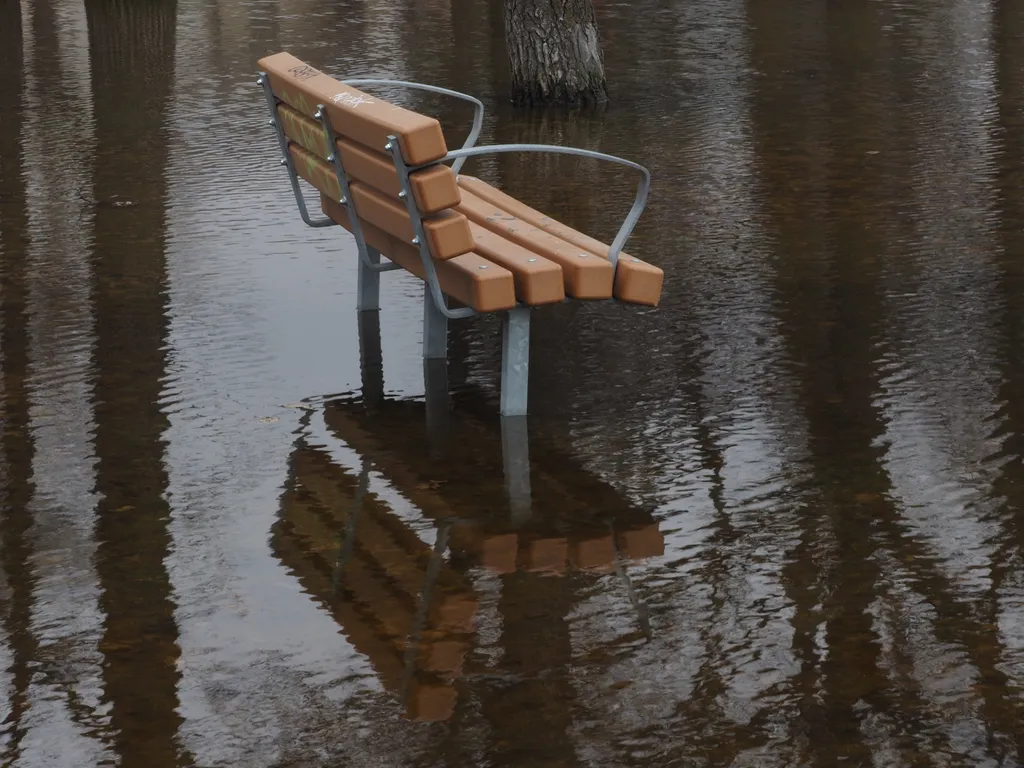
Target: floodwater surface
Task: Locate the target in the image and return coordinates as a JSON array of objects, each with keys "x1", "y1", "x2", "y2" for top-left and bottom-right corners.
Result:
[{"x1": 2, "y1": 0, "x2": 1024, "y2": 765}]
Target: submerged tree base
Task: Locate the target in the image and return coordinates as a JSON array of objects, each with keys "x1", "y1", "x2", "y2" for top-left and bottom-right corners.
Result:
[{"x1": 504, "y1": 0, "x2": 609, "y2": 107}]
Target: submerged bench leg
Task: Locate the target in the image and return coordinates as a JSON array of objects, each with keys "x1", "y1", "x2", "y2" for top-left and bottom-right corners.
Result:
[
  {"x1": 423, "y1": 358, "x2": 450, "y2": 456},
  {"x1": 357, "y1": 310, "x2": 383, "y2": 407},
  {"x1": 501, "y1": 415, "x2": 532, "y2": 523},
  {"x1": 500, "y1": 308, "x2": 531, "y2": 417},
  {"x1": 422, "y1": 286, "x2": 448, "y2": 360},
  {"x1": 357, "y1": 246, "x2": 381, "y2": 311}
]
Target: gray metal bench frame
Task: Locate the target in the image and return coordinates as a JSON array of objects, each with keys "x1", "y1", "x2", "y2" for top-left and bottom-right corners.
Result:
[{"x1": 258, "y1": 72, "x2": 651, "y2": 416}]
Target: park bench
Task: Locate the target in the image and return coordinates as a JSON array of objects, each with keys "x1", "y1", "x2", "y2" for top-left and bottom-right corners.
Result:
[
  {"x1": 257, "y1": 52, "x2": 662, "y2": 416},
  {"x1": 273, "y1": 393, "x2": 663, "y2": 720}
]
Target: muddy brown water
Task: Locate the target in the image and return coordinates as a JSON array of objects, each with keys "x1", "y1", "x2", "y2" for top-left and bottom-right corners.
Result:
[{"x1": 2, "y1": 0, "x2": 1024, "y2": 765}]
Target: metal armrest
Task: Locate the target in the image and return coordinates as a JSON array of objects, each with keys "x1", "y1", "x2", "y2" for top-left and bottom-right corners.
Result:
[
  {"x1": 343, "y1": 79, "x2": 484, "y2": 173},
  {"x1": 430, "y1": 143, "x2": 651, "y2": 266}
]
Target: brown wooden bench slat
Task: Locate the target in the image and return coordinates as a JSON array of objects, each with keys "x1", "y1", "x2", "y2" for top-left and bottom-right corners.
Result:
[
  {"x1": 288, "y1": 143, "x2": 473, "y2": 261},
  {"x1": 259, "y1": 51, "x2": 448, "y2": 165},
  {"x1": 338, "y1": 138, "x2": 461, "y2": 216},
  {"x1": 613, "y1": 255, "x2": 665, "y2": 308},
  {"x1": 284, "y1": 129, "x2": 564, "y2": 307},
  {"x1": 276, "y1": 103, "x2": 461, "y2": 215},
  {"x1": 350, "y1": 182, "x2": 473, "y2": 261},
  {"x1": 320, "y1": 195, "x2": 518, "y2": 313},
  {"x1": 277, "y1": 103, "x2": 332, "y2": 158},
  {"x1": 456, "y1": 188, "x2": 614, "y2": 300},
  {"x1": 289, "y1": 142, "x2": 342, "y2": 201},
  {"x1": 466, "y1": 223, "x2": 565, "y2": 306},
  {"x1": 458, "y1": 174, "x2": 622, "y2": 258},
  {"x1": 457, "y1": 175, "x2": 664, "y2": 307}
]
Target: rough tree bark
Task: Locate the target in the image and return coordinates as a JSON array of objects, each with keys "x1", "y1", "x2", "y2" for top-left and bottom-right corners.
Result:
[{"x1": 504, "y1": 0, "x2": 609, "y2": 107}]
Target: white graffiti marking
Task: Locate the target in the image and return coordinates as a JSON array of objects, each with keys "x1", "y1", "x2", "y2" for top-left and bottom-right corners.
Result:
[{"x1": 331, "y1": 92, "x2": 374, "y2": 109}]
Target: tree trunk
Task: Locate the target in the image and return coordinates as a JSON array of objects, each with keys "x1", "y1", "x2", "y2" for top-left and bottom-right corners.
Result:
[{"x1": 504, "y1": 0, "x2": 608, "y2": 107}]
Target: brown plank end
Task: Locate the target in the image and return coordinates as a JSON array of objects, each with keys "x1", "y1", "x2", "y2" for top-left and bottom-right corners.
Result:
[
  {"x1": 616, "y1": 523, "x2": 665, "y2": 560},
  {"x1": 468, "y1": 224, "x2": 565, "y2": 306},
  {"x1": 614, "y1": 257, "x2": 664, "y2": 307}
]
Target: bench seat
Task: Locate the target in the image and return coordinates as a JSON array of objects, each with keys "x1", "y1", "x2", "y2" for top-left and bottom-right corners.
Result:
[{"x1": 457, "y1": 175, "x2": 664, "y2": 306}]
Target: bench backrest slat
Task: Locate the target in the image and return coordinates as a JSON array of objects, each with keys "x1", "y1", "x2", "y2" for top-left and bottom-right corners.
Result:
[
  {"x1": 287, "y1": 142, "x2": 473, "y2": 261},
  {"x1": 321, "y1": 195, "x2": 518, "y2": 313},
  {"x1": 277, "y1": 103, "x2": 460, "y2": 215},
  {"x1": 259, "y1": 51, "x2": 448, "y2": 165}
]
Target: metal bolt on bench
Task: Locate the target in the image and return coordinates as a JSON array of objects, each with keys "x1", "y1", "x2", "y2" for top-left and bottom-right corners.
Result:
[{"x1": 257, "y1": 56, "x2": 658, "y2": 417}]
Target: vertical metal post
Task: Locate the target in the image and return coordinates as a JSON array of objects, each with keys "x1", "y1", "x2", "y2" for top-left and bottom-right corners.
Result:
[
  {"x1": 422, "y1": 284, "x2": 448, "y2": 359},
  {"x1": 501, "y1": 415, "x2": 532, "y2": 524},
  {"x1": 357, "y1": 246, "x2": 382, "y2": 311},
  {"x1": 385, "y1": 136, "x2": 474, "y2": 323},
  {"x1": 500, "y1": 308, "x2": 531, "y2": 417},
  {"x1": 316, "y1": 104, "x2": 376, "y2": 268}
]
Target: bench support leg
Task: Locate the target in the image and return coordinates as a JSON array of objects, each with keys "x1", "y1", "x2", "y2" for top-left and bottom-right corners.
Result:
[
  {"x1": 422, "y1": 286, "x2": 448, "y2": 359},
  {"x1": 357, "y1": 246, "x2": 381, "y2": 311},
  {"x1": 501, "y1": 415, "x2": 532, "y2": 523},
  {"x1": 500, "y1": 308, "x2": 530, "y2": 417},
  {"x1": 357, "y1": 310, "x2": 383, "y2": 407},
  {"x1": 423, "y1": 358, "x2": 450, "y2": 456}
]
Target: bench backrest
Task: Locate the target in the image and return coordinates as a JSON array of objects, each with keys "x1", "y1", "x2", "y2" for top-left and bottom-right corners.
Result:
[{"x1": 258, "y1": 52, "x2": 473, "y2": 262}]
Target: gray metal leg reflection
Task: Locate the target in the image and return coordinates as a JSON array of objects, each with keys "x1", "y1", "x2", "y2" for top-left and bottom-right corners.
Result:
[
  {"x1": 610, "y1": 524, "x2": 653, "y2": 641},
  {"x1": 501, "y1": 415, "x2": 532, "y2": 525},
  {"x1": 422, "y1": 284, "x2": 448, "y2": 359},
  {"x1": 399, "y1": 523, "x2": 452, "y2": 705},
  {"x1": 358, "y1": 246, "x2": 382, "y2": 311},
  {"x1": 500, "y1": 308, "x2": 531, "y2": 417},
  {"x1": 334, "y1": 460, "x2": 371, "y2": 590}
]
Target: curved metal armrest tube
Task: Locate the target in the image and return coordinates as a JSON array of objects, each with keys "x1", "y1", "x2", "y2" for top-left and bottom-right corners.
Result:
[
  {"x1": 343, "y1": 79, "x2": 484, "y2": 173},
  {"x1": 435, "y1": 143, "x2": 651, "y2": 265}
]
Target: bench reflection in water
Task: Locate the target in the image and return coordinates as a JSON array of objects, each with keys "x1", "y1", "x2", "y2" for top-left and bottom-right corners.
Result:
[{"x1": 271, "y1": 327, "x2": 663, "y2": 722}]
